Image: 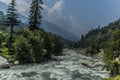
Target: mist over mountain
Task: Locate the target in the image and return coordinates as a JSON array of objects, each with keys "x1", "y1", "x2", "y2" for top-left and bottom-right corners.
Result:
[{"x1": 42, "y1": 21, "x2": 78, "y2": 41}]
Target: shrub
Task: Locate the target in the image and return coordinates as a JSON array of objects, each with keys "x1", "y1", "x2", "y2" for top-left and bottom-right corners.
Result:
[
  {"x1": 12, "y1": 29, "x2": 63, "y2": 64},
  {"x1": 30, "y1": 30, "x2": 44, "y2": 62},
  {"x1": 14, "y1": 35, "x2": 35, "y2": 64},
  {"x1": 15, "y1": 29, "x2": 45, "y2": 63},
  {"x1": 53, "y1": 35, "x2": 63, "y2": 56},
  {"x1": 43, "y1": 34, "x2": 52, "y2": 59}
]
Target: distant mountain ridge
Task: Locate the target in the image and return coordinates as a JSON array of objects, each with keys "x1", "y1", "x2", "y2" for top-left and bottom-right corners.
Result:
[
  {"x1": 56, "y1": 35, "x2": 74, "y2": 47},
  {"x1": 42, "y1": 21, "x2": 77, "y2": 41}
]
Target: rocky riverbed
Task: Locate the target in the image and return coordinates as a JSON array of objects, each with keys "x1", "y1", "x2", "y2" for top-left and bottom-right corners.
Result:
[{"x1": 0, "y1": 49, "x2": 109, "y2": 80}]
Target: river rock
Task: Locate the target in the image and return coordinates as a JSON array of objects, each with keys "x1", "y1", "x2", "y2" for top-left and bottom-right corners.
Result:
[
  {"x1": 81, "y1": 60, "x2": 94, "y2": 68},
  {"x1": 21, "y1": 71, "x2": 38, "y2": 77},
  {"x1": 94, "y1": 62, "x2": 105, "y2": 67},
  {"x1": 0, "y1": 56, "x2": 10, "y2": 69},
  {"x1": 14, "y1": 61, "x2": 19, "y2": 65}
]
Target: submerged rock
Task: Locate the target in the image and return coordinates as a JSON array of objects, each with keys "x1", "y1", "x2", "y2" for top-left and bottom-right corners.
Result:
[
  {"x1": 0, "y1": 56, "x2": 10, "y2": 69},
  {"x1": 21, "y1": 71, "x2": 38, "y2": 77}
]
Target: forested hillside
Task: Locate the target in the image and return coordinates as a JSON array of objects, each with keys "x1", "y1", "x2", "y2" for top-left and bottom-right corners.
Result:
[
  {"x1": 72, "y1": 19, "x2": 120, "y2": 55},
  {"x1": 78, "y1": 19, "x2": 120, "y2": 49},
  {"x1": 75, "y1": 18, "x2": 120, "y2": 79}
]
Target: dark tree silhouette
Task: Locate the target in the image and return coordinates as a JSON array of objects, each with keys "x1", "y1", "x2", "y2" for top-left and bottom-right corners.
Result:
[
  {"x1": 5, "y1": 0, "x2": 19, "y2": 53},
  {"x1": 28, "y1": 0, "x2": 43, "y2": 30}
]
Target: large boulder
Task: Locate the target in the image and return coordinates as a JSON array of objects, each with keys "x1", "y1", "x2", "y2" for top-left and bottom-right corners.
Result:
[{"x1": 0, "y1": 56, "x2": 10, "y2": 69}]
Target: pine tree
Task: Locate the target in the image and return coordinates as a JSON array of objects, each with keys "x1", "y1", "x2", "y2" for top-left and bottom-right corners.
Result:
[
  {"x1": 28, "y1": 0, "x2": 43, "y2": 30},
  {"x1": 5, "y1": 0, "x2": 19, "y2": 49}
]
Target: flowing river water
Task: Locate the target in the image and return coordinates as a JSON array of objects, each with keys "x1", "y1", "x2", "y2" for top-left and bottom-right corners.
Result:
[{"x1": 0, "y1": 49, "x2": 109, "y2": 80}]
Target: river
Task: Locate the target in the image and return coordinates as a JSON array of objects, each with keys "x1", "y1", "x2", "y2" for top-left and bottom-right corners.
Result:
[{"x1": 0, "y1": 49, "x2": 109, "y2": 80}]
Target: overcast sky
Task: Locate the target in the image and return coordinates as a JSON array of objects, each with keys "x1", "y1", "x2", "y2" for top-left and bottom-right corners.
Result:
[{"x1": 1, "y1": 0, "x2": 120, "y2": 40}]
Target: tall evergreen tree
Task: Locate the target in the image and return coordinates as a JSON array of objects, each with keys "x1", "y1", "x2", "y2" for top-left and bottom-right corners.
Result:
[
  {"x1": 28, "y1": 0, "x2": 43, "y2": 30},
  {"x1": 5, "y1": 0, "x2": 19, "y2": 49}
]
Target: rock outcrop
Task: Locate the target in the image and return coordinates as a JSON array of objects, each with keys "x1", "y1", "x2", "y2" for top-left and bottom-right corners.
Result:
[{"x1": 0, "y1": 56, "x2": 10, "y2": 69}]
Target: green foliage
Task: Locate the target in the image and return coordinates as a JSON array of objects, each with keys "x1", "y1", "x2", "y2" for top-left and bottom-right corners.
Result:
[
  {"x1": 104, "y1": 69, "x2": 120, "y2": 80},
  {"x1": 13, "y1": 29, "x2": 63, "y2": 63},
  {"x1": 111, "y1": 29, "x2": 120, "y2": 58},
  {"x1": 0, "y1": 30, "x2": 13, "y2": 61},
  {"x1": 86, "y1": 44, "x2": 100, "y2": 55},
  {"x1": 30, "y1": 30, "x2": 44, "y2": 62},
  {"x1": 43, "y1": 33, "x2": 52, "y2": 59},
  {"x1": 15, "y1": 29, "x2": 43, "y2": 63},
  {"x1": 14, "y1": 35, "x2": 35, "y2": 64},
  {"x1": 53, "y1": 35, "x2": 64, "y2": 56},
  {"x1": 103, "y1": 28, "x2": 120, "y2": 72},
  {"x1": 0, "y1": 30, "x2": 7, "y2": 43},
  {"x1": 0, "y1": 42, "x2": 9, "y2": 58},
  {"x1": 78, "y1": 19, "x2": 120, "y2": 49},
  {"x1": 87, "y1": 48, "x2": 98, "y2": 55},
  {"x1": 103, "y1": 29, "x2": 120, "y2": 62},
  {"x1": 0, "y1": 28, "x2": 63, "y2": 64}
]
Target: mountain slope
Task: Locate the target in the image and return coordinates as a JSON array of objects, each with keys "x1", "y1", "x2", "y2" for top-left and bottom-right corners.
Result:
[
  {"x1": 42, "y1": 21, "x2": 77, "y2": 41},
  {"x1": 78, "y1": 19, "x2": 120, "y2": 48},
  {"x1": 0, "y1": 1, "x2": 28, "y2": 23},
  {"x1": 0, "y1": 1, "x2": 7, "y2": 13},
  {"x1": 56, "y1": 35, "x2": 74, "y2": 47}
]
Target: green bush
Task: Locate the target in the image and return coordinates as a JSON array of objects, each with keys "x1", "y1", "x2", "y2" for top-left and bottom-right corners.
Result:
[
  {"x1": 15, "y1": 29, "x2": 44, "y2": 63},
  {"x1": 0, "y1": 28, "x2": 64, "y2": 64},
  {"x1": 104, "y1": 75, "x2": 120, "y2": 80},
  {"x1": 0, "y1": 42, "x2": 9, "y2": 58},
  {"x1": 0, "y1": 30, "x2": 16, "y2": 63},
  {"x1": 102, "y1": 29, "x2": 120, "y2": 77},
  {"x1": 14, "y1": 29, "x2": 64, "y2": 63},
  {"x1": 14, "y1": 35, "x2": 35, "y2": 64},
  {"x1": 30, "y1": 30, "x2": 44, "y2": 62},
  {"x1": 53, "y1": 35, "x2": 63, "y2": 56},
  {"x1": 43, "y1": 34, "x2": 52, "y2": 59}
]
